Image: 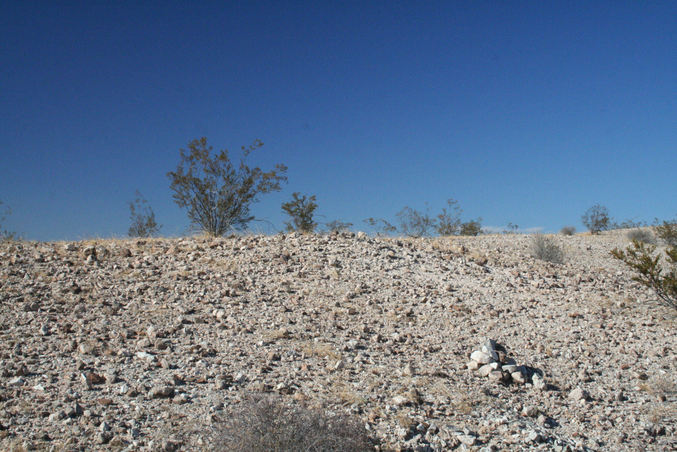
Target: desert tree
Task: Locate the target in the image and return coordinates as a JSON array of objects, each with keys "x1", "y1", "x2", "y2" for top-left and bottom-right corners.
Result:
[
  {"x1": 281, "y1": 192, "x2": 318, "y2": 233},
  {"x1": 167, "y1": 137, "x2": 287, "y2": 236},
  {"x1": 582, "y1": 204, "x2": 611, "y2": 234},
  {"x1": 128, "y1": 190, "x2": 161, "y2": 237}
]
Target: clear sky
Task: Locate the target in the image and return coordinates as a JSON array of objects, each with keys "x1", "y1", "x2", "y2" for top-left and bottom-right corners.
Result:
[{"x1": 1, "y1": 1, "x2": 675, "y2": 241}]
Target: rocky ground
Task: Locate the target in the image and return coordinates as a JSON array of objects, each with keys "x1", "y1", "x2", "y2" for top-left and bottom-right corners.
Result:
[{"x1": 0, "y1": 230, "x2": 675, "y2": 451}]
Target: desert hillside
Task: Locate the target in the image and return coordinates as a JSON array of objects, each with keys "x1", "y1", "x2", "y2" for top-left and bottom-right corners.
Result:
[{"x1": 0, "y1": 231, "x2": 674, "y2": 451}]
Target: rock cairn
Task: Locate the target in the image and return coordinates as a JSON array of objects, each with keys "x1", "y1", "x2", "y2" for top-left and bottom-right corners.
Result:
[{"x1": 467, "y1": 339, "x2": 546, "y2": 389}]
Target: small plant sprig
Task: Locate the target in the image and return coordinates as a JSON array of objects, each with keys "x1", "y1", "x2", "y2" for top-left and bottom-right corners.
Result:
[{"x1": 611, "y1": 239, "x2": 677, "y2": 310}]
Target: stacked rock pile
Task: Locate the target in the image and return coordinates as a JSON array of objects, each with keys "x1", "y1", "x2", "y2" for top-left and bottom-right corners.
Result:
[{"x1": 467, "y1": 339, "x2": 545, "y2": 389}]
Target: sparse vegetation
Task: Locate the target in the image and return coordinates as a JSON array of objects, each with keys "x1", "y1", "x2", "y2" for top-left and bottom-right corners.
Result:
[
  {"x1": 626, "y1": 228, "x2": 656, "y2": 245},
  {"x1": 560, "y1": 226, "x2": 576, "y2": 236},
  {"x1": 613, "y1": 218, "x2": 647, "y2": 229},
  {"x1": 459, "y1": 218, "x2": 483, "y2": 236},
  {"x1": 396, "y1": 205, "x2": 436, "y2": 237},
  {"x1": 654, "y1": 219, "x2": 677, "y2": 247},
  {"x1": 168, "y1": 137, "x2": 287, "y2": 236},
  {"x1": 436, "y1": 198, "x2": 462, "y2": 235},
  {"x1": 504, "y1": 222, "x2": 519, "y2": 234},
  {"x1": 365, "y1": 198, "x2": 481, "y2": 237},
  {"x1": 612, "y1": 240, "x2": 677, "y2": 310},
  {"x1": 531, "y1": 234, "x2": 564, "y2": 264},
  {"x1": 325, "y1": 220, "x2": 353, "y2": 233},
  {"x1": 0, "y1": 200, "x2": 17, "y2": 241},
  {"x1": 281, "y1": 192, "x2": 318, "y2": 233},
  {"x1": 128, "y1": 190, "x2": 161, "y2": 237},
  {"x1": 582, "y1": 204, "x2": 611, "y2": 234},
  {"x1": 212, "y1": 395, "x2": 376, "y2": 452}
]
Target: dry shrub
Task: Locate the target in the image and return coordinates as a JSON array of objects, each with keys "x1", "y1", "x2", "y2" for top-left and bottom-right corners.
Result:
[
  {"x1": 626, "y1": 228, "x2": 656, "y2": 244},
  {"x1": 531, "y1": 234, "x2": 564, "y2": 264},
  {"x1": 560, "y1": 226, "x2": 576, "y2": 236},
  {"x1": 212, "y1": 395, "x2": 376, "y2": 452}
]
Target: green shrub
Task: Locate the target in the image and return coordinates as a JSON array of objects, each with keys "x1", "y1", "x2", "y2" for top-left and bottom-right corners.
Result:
[
  {"x1": 168, "y1": 137, "x2": 287, "y2": 236},
  {"x1": 128, "y1": 190, "x2": 161, "y2": 237},
  {"x1": 612, "y1": 241, "x2": 677, "y2": 310},
  {"x1": 459, "y1": 219, "x2": 482, "y2": 236},
  {"x1": 281, "y1": 192, "x2": 318, "y2": 233},
  {"x1": 582, "y1": 204, "x2": 611, "y2": 234},
  {"x1": 654, "y1": 220, "x2": 677, "y2": 247},
  {"x1": 560, "y1": 226, "x2": 576, "y2": 236},
  {"x1": 212, "y1": 395, "x2": 376, "y2": 452},
  {"x1": 531, "y1": 235, "x2": 564, "y2": 264}
]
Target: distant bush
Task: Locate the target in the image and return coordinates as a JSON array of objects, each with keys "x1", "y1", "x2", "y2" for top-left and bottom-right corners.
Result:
[
  {"x1": 626, "y1": 228, "x2": 656, "y2": 245},
  {"x1": 459, "y1": 219, "x2": 483, "y2": 236},
  {"x1": 212, "y1": 395, "x2": 376, "y2": 452},
  {"x1": 612, "y1": 240, "x2": 677, "y2": 311},
  {"x1": 613, "y1": 219, "x2": 647, "y2": 229},
  {"x1": 503, "y1": 222, "x2": 519, "y2": 234},
  {"x1": 281, "y1": 192, "x2": 318, "y2": 233},
  {"x1": 325, "y1": 220, "x2": 353, "y2": 233},
  {"x1": 128, "y1": 190, "x2": 161, "y2": 237},
  {"x1": 396, "y1": 205, "x2": 436, "y2": 237},
  {"x1": 560, "y1": 226, "x2": 576, "y2": 236},
  {"x1": 436, "y1": 199, "x2": 462, "y2": 235},
  {"x1": 0, "y1": 200, "x2": 17, "y2": 241},
  {"x1": 168, "y1": 137, "x2": 287, "y2": 236},
  {"x1": 365, "y1": 198, "x2": 481, "y2": 237},
  {"x1": 654, "y1": 220, "x2": 677, "y2": 247},
  {"x1": 531, "y1": 234, "x2": 564, "y2": 264},
  {"x1": 582, "y1": 204, "x2": 611, "y2": 234}
]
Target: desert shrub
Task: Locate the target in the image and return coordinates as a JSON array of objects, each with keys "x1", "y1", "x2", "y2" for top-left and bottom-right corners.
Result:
[
  {"x1": 654, "y1": 220, "x2": 677, "y2": 247},
  {"x1": 0, "y1": 200, "x2": 18, "y2": 241},
  {"x1": 212, "y1": 395, "x2": 376, "y2": 452},
  {"x1": 436, "y1": 198, "x2": 462, "y2": 236},
  {"x1": 396, "y1": 205, "x2": 435, "y2": 237},
  {"x1": 531, "y1": 234, "x2": 564, "y2": 264},
  {"x1": 582, "y1": 204, "x2": 611, "y2": 234},
  {"x1": 325, "y1": 220, "x2": 353, "y2": 233},
  {"x1": 168, "y1": 137, "x2": 287, "y2": 236},
  {"x1": 363, "y1": 217, "x2": 397, "y2": 236},
  {"x1": 128, "y1": 190, "x2": 161, "y2": 237},
  {"x1": 503, "y1": 222, "x2": 519, "y2": 234},
  {"x1": 459, "y1": 218, "x2": 482, "y2": 236},
  {"x1": 365, "y1": 198, "x2": 481, "y2": 237},
  {"x1": 626, "y1": 228, "x2": 656, "y2": 245},
  {"x1": 560, "y1": 226, "x2": 576, "y2": 236},
  {"x1": 614, "y1": 219, "x2": 647, "y2": 229},
  {"x1": 281, "y1": 192, "x2": 318, "y2": 233},
  {"x1": 612, "y1": 241, "x2": 677, "y2": 310}
]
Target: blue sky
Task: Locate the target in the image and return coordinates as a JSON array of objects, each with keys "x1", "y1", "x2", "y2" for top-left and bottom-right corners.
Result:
[{"x1": 1, "y1": 1, "x2": 675, "y2": 241}]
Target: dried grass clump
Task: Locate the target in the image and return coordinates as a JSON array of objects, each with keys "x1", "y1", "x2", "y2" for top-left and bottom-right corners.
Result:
[
  {"x1": 212, "y1": 395, "x2": 376, "y2": 452},
  {"x1": 531, "y1": 235, "x2": 564, "y2": 264}
]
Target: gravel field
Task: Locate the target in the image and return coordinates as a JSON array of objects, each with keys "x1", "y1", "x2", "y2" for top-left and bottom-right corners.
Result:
[{"x1": 0, "y1": 230, "x2": 675, "y2": 451}]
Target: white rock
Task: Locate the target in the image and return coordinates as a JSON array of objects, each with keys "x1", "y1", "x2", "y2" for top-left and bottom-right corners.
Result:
[{"x1": 470, "y1": 350, "x2": 493, "y2": 364}]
